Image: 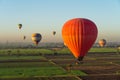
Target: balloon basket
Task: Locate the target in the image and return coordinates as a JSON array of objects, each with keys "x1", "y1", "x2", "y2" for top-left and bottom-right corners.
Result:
[{"x1": 75, "y1": 61, "x2": 84, "y2": 65}]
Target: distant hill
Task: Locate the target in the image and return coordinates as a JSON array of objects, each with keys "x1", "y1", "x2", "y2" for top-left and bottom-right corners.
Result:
[
  {"x1": 0, "y1": 42, "x2": 64, "y2": 49},
  {"x1": 0, "y1": 42, "x2": 120, "y2": 49}
]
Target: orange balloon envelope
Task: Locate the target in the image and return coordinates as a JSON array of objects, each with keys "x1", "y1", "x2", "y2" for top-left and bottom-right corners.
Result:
[
  {"x1": 99, "y1": 39, "x2": 106, "y2": 47},
  {"x1": 31, "y1": 33, "x2": 42, "y2": 45},
  {"x1": 62, "y1": 18, "x2": 98, "y2": 61}
]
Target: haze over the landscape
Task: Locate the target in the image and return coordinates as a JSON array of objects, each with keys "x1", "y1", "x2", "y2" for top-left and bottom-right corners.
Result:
[{"x1": 0, "y1": 0, "x2": 120, "y2": 43}]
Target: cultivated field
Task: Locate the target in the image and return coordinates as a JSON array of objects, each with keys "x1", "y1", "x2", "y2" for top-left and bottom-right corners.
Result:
[{"x1": 0, "y1": 48, "x2": 120, "y2": 80}]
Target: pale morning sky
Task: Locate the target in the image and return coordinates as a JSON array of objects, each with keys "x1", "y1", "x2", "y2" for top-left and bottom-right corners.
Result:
[{"x1": 0, "y1": 0, "x2": 120, "y2": 43}]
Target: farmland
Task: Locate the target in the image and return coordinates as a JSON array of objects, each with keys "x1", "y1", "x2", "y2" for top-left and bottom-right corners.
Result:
[{"x1": 0, "y1": 48, "x2": 119, "y2": 80}]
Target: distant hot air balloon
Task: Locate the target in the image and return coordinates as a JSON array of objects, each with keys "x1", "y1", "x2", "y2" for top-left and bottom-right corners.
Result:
[
  {"x1": 99, "y1": 39, "x2": 106, "y2": 47},
  {"x1": 18, "y1": 24, "x2": 22, "y2": 29},
  {"x1": 53, "y1": 31, "x2": 56, "y2": 36},
  {"x1": 23, "y1": 36, "x2": 26, "y2": 40},
  {"x1": 64, "y1": 42, "x2": 66, "y2": 46},
  {"x1": 31, "y1": 33, "x2": 42, "y2": 45},
  {"x1": 62, "y1": 18, "x2": 98, "y2": 61},
  {"x1": 64, "y1": 42, "x2": 67, "y2": 47}
]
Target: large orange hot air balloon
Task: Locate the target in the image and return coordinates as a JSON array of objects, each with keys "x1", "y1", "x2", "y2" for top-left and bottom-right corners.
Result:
[
  {"x1": 99, "y1": 39, "x2": 106, "y2": 47},
  {"x1": 18, "y1": 24, "x2": 22, "y2": 29},
  {"x1": 31, "y1": 33, "x2": 42, "y2": 45},
  {"x1": 62, "y1": 18, "x2": 98, "y2": 61}
]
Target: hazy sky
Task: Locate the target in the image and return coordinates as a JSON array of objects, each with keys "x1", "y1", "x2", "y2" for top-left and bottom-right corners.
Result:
[{"x1": 0, "y1": 0, "x2": 120, "y2": 43}]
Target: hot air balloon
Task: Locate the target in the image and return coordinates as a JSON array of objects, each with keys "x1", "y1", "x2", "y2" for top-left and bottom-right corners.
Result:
[
  {"x1": 18, "y1": 24, "x2": 22, "y2": 29},
  {"x1": 23, "y1": 36, "x2": 26, "y2": 40},
  {"x1": 63, "y1": 42, "x2": 67, "y2": 47},
  {"x1": 62, "y1": 18, "x2": 98, "y2": 61},
  {"x1": 64, "y1": 42, "x2": 67, "y2": 46},
  {"x1": 53, "y1": 31, "x2": 56, "y2": 36},
  {"x1": 98, "y1": 39, "x2": 106, "y2": 47},
  {"x1": 31, "y1": 33, "x2": 42, "y2": 45}
]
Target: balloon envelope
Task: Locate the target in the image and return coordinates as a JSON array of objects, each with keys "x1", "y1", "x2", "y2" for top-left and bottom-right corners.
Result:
[
  {"x1": 99, "y1": 39, "x2": 106, "y2": 47},
  {"x1": 62, "y1": 18, "x2": 98, "y2": 61},
  {"x1": 31, "y1": 33, "x2": 42, "y2": 45}
]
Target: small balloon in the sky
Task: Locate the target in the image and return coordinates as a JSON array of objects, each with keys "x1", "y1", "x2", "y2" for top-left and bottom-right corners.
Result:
[
  {"x1": 31, "y1": 33, "x2": 42, "y2": 45},
  {"x1": 18, "y1": 24, "x2": 22, "y2": 29},
  {"x1": 64, "y1": 42, "x2": 67, "y2": 47},
  {"x1": 53, "y1": 31, "x2": 56, "y2": 36},
  {"x1": 23, "y1": 36, "x2": 26, "y2": 40},
  {"x1": 99, "y1": 39, "x2": 106, "y2": 47}
]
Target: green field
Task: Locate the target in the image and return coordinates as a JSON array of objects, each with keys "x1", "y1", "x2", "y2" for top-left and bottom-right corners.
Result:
[
  {"x1": 0, "y1": 61, "x2": 87, "y2": 78},
  {"x1": 0, "y1": 53, "x2": 87, "y2": 78},
  {"x1": 0, "y1": 47, "x2": 119, "y2": 79},
  {"x1": 0, "y1": 47, "x2": 118, "y2": 56},
  {"x1": 89, "y1": 47, "x2": 118, "y2": 52}
]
